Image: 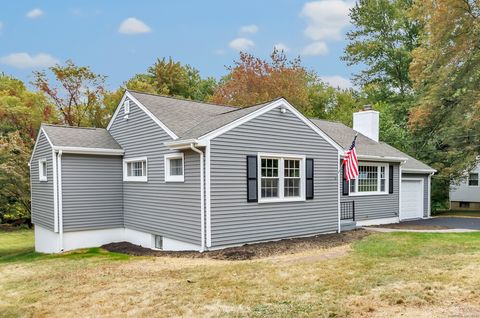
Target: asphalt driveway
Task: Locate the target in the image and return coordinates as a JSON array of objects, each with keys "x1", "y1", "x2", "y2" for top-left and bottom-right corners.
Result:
[{"x1": 399, "y1": 217, "x2": 480, "y2": 230}]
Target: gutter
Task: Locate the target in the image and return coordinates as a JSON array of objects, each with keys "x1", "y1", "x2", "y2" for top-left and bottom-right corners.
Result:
[
  {"x1": 57, "y1": 150, "x2": 64, "y2": 252},
  {"x1": 189, "y1": 143, "x2": 205, "y2": 252}
]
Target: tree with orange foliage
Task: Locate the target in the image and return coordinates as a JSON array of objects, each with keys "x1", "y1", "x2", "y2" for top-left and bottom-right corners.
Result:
[{"x1": 211, "y1": 49, "x2": 312, "y2": 113}]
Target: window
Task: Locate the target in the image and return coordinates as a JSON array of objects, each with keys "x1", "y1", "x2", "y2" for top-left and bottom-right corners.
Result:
[
  {"x1": 258, "y1": 154, "x2": 305, "y2": 202},
  {"x1": 38, "y1": 159, "x2": 47, "y2": 181},
  {"x1": 165, "y1": 153, "x2": 184, "y2": 182},
  {"x1": 468, "y1": 173, "x2": 479, "y2": 186},
  {"x1": 123, "y1": 157, "x2": 147, "y2": 182},
  {"x1": 154, "y1": 235, "x2": 163, "y2": 250},
  {"x1": 460, "y1": 202, "x2": 470, "y2": 208},
  {"x1": 349, "y1": 163, "x2": 388, "y2": 195},
  {"x1": 123, "y1": 100, "x2": 130, "y2": 114}
]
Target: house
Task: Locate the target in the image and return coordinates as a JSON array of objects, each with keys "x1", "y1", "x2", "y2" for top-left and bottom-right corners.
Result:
[
  {"x1": 450, "y1": 163, "x2": 480, "y2": 210},
  {"x1": 30, "y1": 91, "x2": 436, "y2": 253}
]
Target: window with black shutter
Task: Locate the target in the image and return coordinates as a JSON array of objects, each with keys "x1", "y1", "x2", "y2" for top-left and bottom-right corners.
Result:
[{"x1": 246, "y1": 156, "x2": 258, "y2": 202}]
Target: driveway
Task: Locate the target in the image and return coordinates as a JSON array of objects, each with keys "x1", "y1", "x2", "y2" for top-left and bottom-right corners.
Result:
[{"x1": 367, "y1": 217, "x2": 480, "y2": 232}]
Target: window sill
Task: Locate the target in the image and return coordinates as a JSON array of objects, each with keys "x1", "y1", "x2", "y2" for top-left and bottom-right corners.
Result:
[
  {"x1": 349, "y1": 192, "x2": 389, "y2": 197},
  {"x1": 39, "y1": 178, "x2": 48, "y2": 182},
  {"x1": 165, "y1": 176, "x2": 184, "y2": 183},
  {"x1": 124, "y1": 177, "x2": 148, "y2": 182},
  {"x1": 258, "y1": 197, "x2": 306, "y2": 204}
]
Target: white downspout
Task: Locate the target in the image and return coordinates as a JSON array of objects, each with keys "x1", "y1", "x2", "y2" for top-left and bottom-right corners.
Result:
[
  {"x1": 57, "y1": 150, "x2": 64, "y2": 252},
  {"x1": 398, "y1": 160, "x2": 406, "y2": 221},
  {"x1": 190, "y1": 144, "x2": 205, "y2": 252}
]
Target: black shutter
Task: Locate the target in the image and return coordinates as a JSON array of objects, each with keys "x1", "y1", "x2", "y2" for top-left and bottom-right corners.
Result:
[
  {"x1": 342, "y1": 167, "x2": 349, "y2": 196},
  {"x1": 306, "y1": 158, "x2": 314, "y2": 200},
  {"x1": 389, "y1": 165, "x2": 394, "y2": 194},
  {"x1": 247, "y1": 156, "x2": 258, "y2": 202}
]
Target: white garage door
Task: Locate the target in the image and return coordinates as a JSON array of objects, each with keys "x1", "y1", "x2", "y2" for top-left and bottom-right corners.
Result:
[{"x1": 401, "y1": 179, "x2": 424, "y2": 220}]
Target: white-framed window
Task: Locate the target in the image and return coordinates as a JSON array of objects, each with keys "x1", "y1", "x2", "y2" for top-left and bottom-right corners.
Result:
[
  {"x1": 38, "y1": 158, "x2": 47, "y2": 181},
  {"x1": 349, "y1": 163, "x2": 389, "y2": 195},
  {"x1": 123, "y1": 100, "x2": 130, "y2": 114},
  {"x1": 123, "y1": 157, "x2": 147, "y2": 182},
  {"x1": 258, "y1": 153, "x2": 305, "y2": 203},
  {"x1": 164, "y1": 153, "x2": 184, "y2": 182},
  {"x1": 468, "y1": 173, "x2": 479, "y2": 186}
]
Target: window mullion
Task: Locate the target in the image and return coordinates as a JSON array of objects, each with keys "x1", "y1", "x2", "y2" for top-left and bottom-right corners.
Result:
[
  {"x1": 377, "y1": 166, "x2": 381, "y2": 193},
  {"x1": 279, "y1": 158, "x2": 284, "y2": 199}
]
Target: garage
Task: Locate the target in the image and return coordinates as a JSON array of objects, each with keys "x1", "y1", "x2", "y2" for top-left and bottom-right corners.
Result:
[{"x1": 401, "y1": 179, "x2": 424, "y2": 220}]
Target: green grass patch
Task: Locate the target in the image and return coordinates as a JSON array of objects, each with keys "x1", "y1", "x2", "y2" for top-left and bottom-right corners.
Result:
[
  {"x1": 0, "y1": 229, "x2": 129, "y2": 264},
  {"x1": 435, "y1": 210, "x2": 480, "y2": 217}
]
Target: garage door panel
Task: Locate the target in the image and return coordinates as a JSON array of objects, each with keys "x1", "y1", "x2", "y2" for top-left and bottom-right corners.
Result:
[{"x1": 401, "y1": 180, "x2": 424, "y2": 220}]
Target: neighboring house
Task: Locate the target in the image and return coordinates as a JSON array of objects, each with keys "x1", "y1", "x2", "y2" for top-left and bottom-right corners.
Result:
[
  {"x1": 450, "y1": 163, "x2": 480, "y2": 210},
  {"x1": 30, "y1": 91, "x2": 436, "y2": 253}
]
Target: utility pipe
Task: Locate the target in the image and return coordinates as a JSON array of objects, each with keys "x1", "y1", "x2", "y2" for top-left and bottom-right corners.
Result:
[{"x1": 57, "y1": 150, "x2": 64, "y2": 252}]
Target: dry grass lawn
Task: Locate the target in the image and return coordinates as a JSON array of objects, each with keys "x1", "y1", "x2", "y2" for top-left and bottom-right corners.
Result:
[{"x1": 1, "y1": 230, "x2": 480, "y2": 317}]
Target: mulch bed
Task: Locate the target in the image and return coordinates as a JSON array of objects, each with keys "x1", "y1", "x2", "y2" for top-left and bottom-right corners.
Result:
[{"x1": 101, "y1": 229, "x2": 370, "y2": 261}]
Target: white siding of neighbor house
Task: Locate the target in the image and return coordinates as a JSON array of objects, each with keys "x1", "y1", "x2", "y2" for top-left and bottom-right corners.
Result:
[
  {"x1": 341, "y1": 162, "x2": 400, "y2": 221},
  {"x1": 61, "y1": 154, "x2": 124, "y2": 232},
  {"x1": 450, "y1": 163, "x2": 480, "y2": 203},
  {"x1": 402, "y1": 173, "x2": 429, "y2": 217},
  {"x1": 108, "y1": 97, "x2": 202, "y2": 245},
  {"x1": 31, "y1": 131, "x2": 55, "y2": 231},
  {"x1": 209, "y1": 107, "x2": 339, "y2": 247}
]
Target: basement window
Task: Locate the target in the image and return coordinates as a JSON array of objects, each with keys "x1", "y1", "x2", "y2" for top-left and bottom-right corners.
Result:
[
  {"x1": 38, "y1": 158, "x2": 47, "y2": 182},
  {"x1": 123, "y1": 157, "x2": 147, "y2": 182},
  {"x1": 459, "y1": 202, "x2": 470, "y2": 208},
  {"x1": 154, "y1": 235, "x2": 163, "y2": 250}
]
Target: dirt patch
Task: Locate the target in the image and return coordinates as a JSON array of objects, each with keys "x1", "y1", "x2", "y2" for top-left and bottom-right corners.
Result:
[
  {"x1": 371, "y1": 223, "x2": 449, "y2": 230},
  {"x1": 102, "y1": 229, "x2": 369, "y2": 261}
]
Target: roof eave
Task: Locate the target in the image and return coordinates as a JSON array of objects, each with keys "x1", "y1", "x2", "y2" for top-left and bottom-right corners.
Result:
[
  {"x1": 52, "y1": 146, "x2": 124, "y2": 156},
  {"x1": 402, "y1": 168, "x2": 437, "y2": 174},
  {"x1": 352, "y1": 154, "x2": 409, "y2": 162},
  {"x1": 164, "y1": 139, "x2": 200, "y2": 150}
]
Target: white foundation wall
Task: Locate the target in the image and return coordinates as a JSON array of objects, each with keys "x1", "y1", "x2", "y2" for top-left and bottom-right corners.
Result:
[
  {"x1": 34, "y1": 225, "x2": 201, "y2": 253},
  {"x1": 356, "y1": 217, "x2": 399, "y2": 227}
]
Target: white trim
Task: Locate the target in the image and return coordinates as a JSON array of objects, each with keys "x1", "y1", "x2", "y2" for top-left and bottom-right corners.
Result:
[
  {"x1": 357, "y1": 217, "x2": 399, "y2": 227},
  {"x1": 57, "y1": 150, "x2": 64, "y2": 251},
  {"x1": 402, "y1": 168, "x2": 437, "y2": 173},
  {"x1": 354, "y1": 155, "x2": 407, "y2": 162},
  {"x1": 123, "y1": 157, "x2": 148, "y2": 182},
  {"x1": 205, "y1": 140, "x2": 212, "y2": 248},
  {"x1": 29, "y1": 128, "x2": 54, "y2": 165},
  {"x1": 52, "y1": 150, "x2": 58, "y2": 233},
  {"x1": 257, "y1": 152, "x2": 306, "y2": 203},
  {"x1": 348, "y1": 162, "x2": 389, "y2": 196},
  {"x1": 106, "y1": 91, "x2": 178, "y2": 139},
  {"x1": 189, "y1": 144, "x2": 205, "y2": 252},
  {"x1": 337, "y1": 152, "x2": 341, "y2": 233},
  {"x1": 399, "y1": 162, "x2": 404, "y2": 220},
  {"x1": 38, "y1": 158, "x2": 48, "y2": 181},
  {"x1": 123, "y1": 99, "x2": 130, "y2": 114},
  {"x1": 399, "y1": 177, "x2": 425, "y2": 221},
  {"x1": 52, "y1": 146, "x2": 124, "y2": 156},
  {"x1": 164, "y1": 153, "x2": 185, "y2": 182},
  {"x1": 196, "y1": 99, "x2": 344, "y2": 153},
  {"x1": 427, "y1": 173, "x2": 432, "y2": 217}
]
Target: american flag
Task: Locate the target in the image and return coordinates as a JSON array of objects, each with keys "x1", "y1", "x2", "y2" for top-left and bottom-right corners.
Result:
[{"x1": 343, "y1": 135, "x2": 359, "y2": 181}]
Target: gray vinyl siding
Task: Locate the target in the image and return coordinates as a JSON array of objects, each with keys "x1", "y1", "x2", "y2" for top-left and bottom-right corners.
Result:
[
  {"x1": 108, "y1": 97, "x2": 201, "y2": 245},
  {"x1": 341, "y1": 162, "x2": 400, "y2": 221},
  {"x1": 61, "y1": 154, "x2": 123, "y2": 232},
  {"x1": 210, "y1": 107, "x2": 339, "y2": 247},
  {"x1": 31, "y1": 131, "x2": 55, "y2": 231},
  {"x1": 402, "y1": 173, "x2": 429, "y2": 217}
]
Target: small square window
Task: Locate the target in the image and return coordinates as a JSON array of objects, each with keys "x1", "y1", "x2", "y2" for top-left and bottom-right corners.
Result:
[
  {"x1": 165, "y1": 153, "x2": 184, "y2": 182},
  {"x1": 468, "y1": 173, "x2": 479, "y2": 186},
  {"x1": 38, "y1": 159, "x2": 47, "y2": 181},
  {"x1": 459, "y1": 202, "x2": 470, "y2": 208},
  {"x1": 123, "y1": 157, "x2": 147, "y2": 182},
  {"x1": 154, "y1": 235, "x2": 163, "y2": 250}
]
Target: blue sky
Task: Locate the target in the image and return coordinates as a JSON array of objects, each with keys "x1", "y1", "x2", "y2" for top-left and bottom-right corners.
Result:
[{"x1": 0, "y1": 1, "x2": 358, "y2": 90}]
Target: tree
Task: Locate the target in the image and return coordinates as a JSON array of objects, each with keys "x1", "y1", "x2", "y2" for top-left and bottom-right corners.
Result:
[
  {"x1": 33, "y1": 60, "x2": 108, "y2": 127},
  {"x1": 343, "y1": 0, "x2": 419, "y2": 100},
  {"x1": 408, "y1": 0, "x2": 480, "y2": 207},
  {"x1": 211, "y1": 49, "x2": 312, "y2": 112}
]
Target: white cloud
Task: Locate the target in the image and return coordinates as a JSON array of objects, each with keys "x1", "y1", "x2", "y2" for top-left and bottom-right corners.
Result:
[
  {"x1": 321, "y1": 75, "x2": 353, "y2": 89},
  {"x1": 240, "y1": 24, "x2": 258, "y2": 34},
  {"x1": 118, "y1": 17, "x2": 151, "y2": 35},
  {"x1": 26, "y1": 8, "x2": 44, "y2": 19},
  {"x1": 229, "y1": 38, "x2": 255, "y2": 51},
  {"x1": 301, "y1": 42, "x2": 328, "y2": 56},
  {"x1": 274, "y1": 43, "x2": 289, "y2": 52},
  {"x1": 301, "y1": 1, "x2": 352, "y2": 41},
  {"x1": 0, "y1": 53, "x2": 59, "y2": 69}
]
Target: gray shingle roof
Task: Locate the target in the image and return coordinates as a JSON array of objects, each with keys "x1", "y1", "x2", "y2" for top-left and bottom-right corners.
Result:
[
  {"x1": 310, "y1": 118, "x2": 435, "y2": 172},
  {"x1": 41, "y1": 124, "x2": 122, "y2": 150}
]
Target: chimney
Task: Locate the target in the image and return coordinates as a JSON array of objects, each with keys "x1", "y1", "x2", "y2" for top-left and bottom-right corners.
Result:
[{"x1": 353, "y1": 105, "x2": 379, "y2": 142}]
